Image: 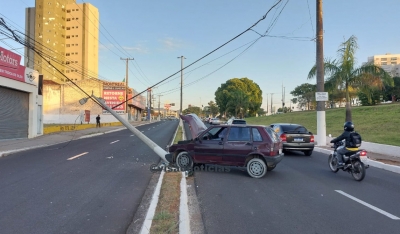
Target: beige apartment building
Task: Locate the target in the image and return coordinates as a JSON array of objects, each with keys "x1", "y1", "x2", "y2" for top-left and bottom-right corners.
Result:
[
  {"x1": 367, "y1": 53, "x2": 400, "y2": 77},
  {"x1": 25, "y1": 0, "x2": 99, "y2": 84}
]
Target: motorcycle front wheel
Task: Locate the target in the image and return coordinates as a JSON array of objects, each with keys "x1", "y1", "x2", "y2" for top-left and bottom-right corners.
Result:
[
  {"x1": 351, "y1": 160, "x2": 366, "y2": 181},
  {"x1": 328, "y1": 154, "x2": 339, "y2": 173}
]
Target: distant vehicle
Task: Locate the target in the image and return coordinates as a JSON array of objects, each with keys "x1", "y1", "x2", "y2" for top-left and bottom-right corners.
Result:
[
  {"x1": 166, "y1": 114, "x2": 284, "y2": 178},
  {"x1": 270, "y1": 123, "x2": 314, "y2": 156},
  {"x1": 210, "y1": 118, "x2": 220, "y2": 125},
  {"x1": 226, "y1": 118, "x2": 246, "y2": 125}
]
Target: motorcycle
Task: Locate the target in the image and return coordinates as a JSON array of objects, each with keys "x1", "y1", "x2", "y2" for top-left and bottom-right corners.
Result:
[{"x1": 328, "y1": 141, "x2": 369, "y2": 181}]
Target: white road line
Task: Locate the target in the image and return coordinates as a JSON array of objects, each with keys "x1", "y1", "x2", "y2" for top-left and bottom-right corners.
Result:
[
  {"x1": 110, "y1": 140, "x2": 120, "y2": 144},
  {"x1": 67, "y1": 152, "x2": 88, "y2": 160},
  {"x1": 130, "y1": 135, "x2": 134, "y2": 137},
  {"x1": 335, "y1": 190, "x2": 400, "y2": 220}
]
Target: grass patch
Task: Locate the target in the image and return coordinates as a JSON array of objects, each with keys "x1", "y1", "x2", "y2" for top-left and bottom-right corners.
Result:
[
  {"x1": 150, "y1": 172, "x2": 182, "y2": 234},
  {"x1": 246, "y1": 103, "x2": 400, "y2": 146},
  {"x1": 173, "y1": 125, "x2": 183, "y2": 144}
]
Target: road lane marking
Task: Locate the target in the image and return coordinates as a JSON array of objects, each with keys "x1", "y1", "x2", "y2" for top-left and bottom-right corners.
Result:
[
  {"x1": 335, "y1": 190, "x2": 400, "y2": 220},
  {"x1": 67, "y1": 152, "x2": 88, "y2": 160},
  {"x1": 110, "y1": 140, "x2": 120, "y2": 144},
  {"x1": 130, "y1": 135, "x2": 134, "y2": 137}
]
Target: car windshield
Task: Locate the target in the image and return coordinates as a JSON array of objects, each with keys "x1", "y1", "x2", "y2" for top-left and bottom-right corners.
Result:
[{"x1": 281, "y1": 125, "x2": 308, "y2": 134}]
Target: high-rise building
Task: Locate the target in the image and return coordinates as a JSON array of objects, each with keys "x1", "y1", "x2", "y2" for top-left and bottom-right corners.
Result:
[
  {"x1": 25, "y1": 0, "x2": 99, "y2": 84},
  {"x1": 367, "y1": 53, "x2": 400, "y2": 77}
]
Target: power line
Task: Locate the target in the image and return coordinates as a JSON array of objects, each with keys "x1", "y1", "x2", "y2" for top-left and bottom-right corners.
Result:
[{"x1": 0, "y1": 0, "x2": 285, "y2": 110}]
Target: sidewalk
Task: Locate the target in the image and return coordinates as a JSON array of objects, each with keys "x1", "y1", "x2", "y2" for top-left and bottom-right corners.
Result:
[{"x1": 0, "y1": 121, "x2": 150, "y2": 157}]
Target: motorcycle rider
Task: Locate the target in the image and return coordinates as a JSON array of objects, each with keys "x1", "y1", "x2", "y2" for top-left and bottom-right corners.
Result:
[{"x1": 330, "y1": 121, "x2": 358, "y2": 168}]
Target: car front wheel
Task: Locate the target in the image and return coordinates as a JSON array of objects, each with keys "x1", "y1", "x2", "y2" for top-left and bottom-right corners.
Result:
[
  {"x1": 247, "y1": 158, "x2": 267, "y2": 178},
  {"x1": 175, "y1": 151, "x2": 193, "y2": 170}
]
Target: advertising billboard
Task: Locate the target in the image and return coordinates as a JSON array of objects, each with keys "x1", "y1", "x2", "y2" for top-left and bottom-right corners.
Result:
[{"x1": 102, "y1": 83, "x2": 126, "y2": 114}]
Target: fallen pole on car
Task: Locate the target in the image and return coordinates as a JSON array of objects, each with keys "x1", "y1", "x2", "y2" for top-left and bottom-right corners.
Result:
[{"x1": 91, "y1": 95, "x2": 170, "y2": 165}]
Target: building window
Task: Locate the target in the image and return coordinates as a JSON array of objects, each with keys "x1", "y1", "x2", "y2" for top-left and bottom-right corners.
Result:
[
  {"x1": 72, "y1": 9, "x2": 75, "y2": 11},
  {"x1": 391, "y1": 62, "x2": 397, "y2": 65},
  {"x1": 72, "y1": 18, "x2": 74, "y2": 20},
  {"x1": 66, "y1": 36, "x2": 70, "y2": 39},
  {"x1": 75, "y1": 44, "x2": 78, "y2": 46},
  {"x1": 75, "y1": 35, "x2": 78, "y2": 37},
  {"x1": 66, "y1": 27, "x2": 70, "y2": 30},
  {"x1": 76, "y1": 26, "x2": 78, "y2": 29},
  {"x1": 66, "y1": 61, "x2": 70, "y2": 64},
  {"x1": 381, "y1": 58, "x2": 387, "y2": 61},
  {"x1": 75, "y1": 18, "x2": 79, "y2": 20},
  {"x1": 66, "y1": 53, "x2": 70, "y2": 56},
  {"x1": 66, "y1": 44, "x2": 70, "y2": 47},
  {"x1": 391, "y1": 57, "x2": 398, "y2": 61},
  {"x1": 381, "y1": 62, "x2": 387, "y2": 65},
  {"x1": 67, "y1": 18, "x2": 70, "y2": 21},
  {"x1": 76, "y1": 9, "x2": 79, "y2": 11}
]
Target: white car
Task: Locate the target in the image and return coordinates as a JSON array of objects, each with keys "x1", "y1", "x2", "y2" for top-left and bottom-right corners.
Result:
[{"x1": 210, "y1": 118, "x2": 221, "y2": 125}]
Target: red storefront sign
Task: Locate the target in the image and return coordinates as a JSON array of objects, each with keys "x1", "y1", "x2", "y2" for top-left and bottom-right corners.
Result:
[{"x1": 0, "y1": 46, "x2": 38, "y2": 86}]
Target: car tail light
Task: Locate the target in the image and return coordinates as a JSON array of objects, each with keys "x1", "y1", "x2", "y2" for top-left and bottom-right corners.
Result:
[
  {"x1": 280, "y1": 133, "x2": 286, "y2": 142},
  {"x1": 310, "y1": 135, "x2": 314, "y2": 142},
  {"x1": 360, "y1": 150, "x2": 367, "y2": 157}
]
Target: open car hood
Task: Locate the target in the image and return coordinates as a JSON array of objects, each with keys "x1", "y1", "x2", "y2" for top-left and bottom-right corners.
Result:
[{"x1": 179, "y1": 114, "x2": 207, "y2": 140}]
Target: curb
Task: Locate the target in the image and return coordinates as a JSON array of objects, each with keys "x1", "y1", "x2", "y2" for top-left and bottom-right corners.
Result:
[
  {"x1": 314, "y1": 147, "x2": 400, "y2": 174},
  {"x1": 179, "y1": 119, "x2": 191, "y2": 234}
]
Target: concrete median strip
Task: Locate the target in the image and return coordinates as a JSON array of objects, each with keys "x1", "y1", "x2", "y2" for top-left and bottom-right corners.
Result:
[{"x1": 314, "y1": 147, "x2": 400, "y2": 174}]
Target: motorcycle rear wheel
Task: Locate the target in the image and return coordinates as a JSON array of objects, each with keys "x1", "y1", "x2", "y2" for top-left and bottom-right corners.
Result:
[
  {"x1": 351, "y1": 160, "x2": 366, "y2": 181},
  {"x1": 328, "y1": 154, "x2": 339, "y2": 173}
]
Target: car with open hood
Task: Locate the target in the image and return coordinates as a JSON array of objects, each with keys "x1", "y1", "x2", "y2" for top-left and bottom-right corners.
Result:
[{"x1": 165, "y1": 114, "x2": 284, "y2": 178}]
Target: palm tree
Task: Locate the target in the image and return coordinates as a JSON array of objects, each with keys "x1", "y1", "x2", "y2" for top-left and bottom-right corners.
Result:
[{"x1": 308, "y1": 35, "x2": 392, "y2": 121}]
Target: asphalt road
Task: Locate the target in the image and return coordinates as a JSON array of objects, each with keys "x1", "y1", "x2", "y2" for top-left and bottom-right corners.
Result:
[
  {"x1": 186, "y1": 122, "x2": 400, "y2": 234},
  {"x1": 0, "y1": 120, "x2": 179, "y2": 234}
]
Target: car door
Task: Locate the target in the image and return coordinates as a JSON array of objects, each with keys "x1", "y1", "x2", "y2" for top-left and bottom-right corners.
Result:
[
  {"x1": 194, "y1": 126, "x2": 227, "y2": 164},
  {"x1": 222, "y1": 126, "x2": 252, "y2": 166}
]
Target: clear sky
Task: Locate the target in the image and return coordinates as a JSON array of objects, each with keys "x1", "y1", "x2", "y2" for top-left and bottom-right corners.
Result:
[{"x1": 1, "y1": 0, "x2": 399, "y2": 111}]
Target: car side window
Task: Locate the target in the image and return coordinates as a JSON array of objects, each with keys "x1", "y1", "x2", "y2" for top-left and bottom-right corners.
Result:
[
  {"x1": 202, "y1": 127, "x2": 227, "y2": 141},
  {"x1": 227, "y1": 127, "x2": 250, "y2": 141},
  {"x1": 252, "y1": 128, "x2": 263, "y2": 142}
]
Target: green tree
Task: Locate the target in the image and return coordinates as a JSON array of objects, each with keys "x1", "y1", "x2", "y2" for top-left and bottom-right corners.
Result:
[
  {"x1": 183, "y1": 106, "x2": 201, "y2": 116},
  {"x1": 226, "y1": 90, "x2": 249, "y2": 118},
  {"x1": 383, "y1": 77, "x2": 400, "y2": 102},
  {"x1": 290, "y1": 83, "x2": 316, "y2": 110},
  {"x1": 308, "y1": 35, "x2": 392, "y2": 121},
  {"x1": 215, "y1": 77, "x2": 262, "y2": 117},
  {"x1": 207, "y1": 101, "x2": 219, "y2": 117},
  {"x1": 257, "y1": 108, "x2": 267, "y2": 116}
]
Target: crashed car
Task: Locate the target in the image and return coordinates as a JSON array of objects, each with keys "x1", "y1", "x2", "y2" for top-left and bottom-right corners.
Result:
[{"x1": 165, "y1": 114, "x2": 284, "y2": 178}]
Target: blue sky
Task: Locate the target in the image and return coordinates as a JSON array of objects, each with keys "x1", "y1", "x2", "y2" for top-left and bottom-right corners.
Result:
[{"x1": 1, "y1": 0, "x2": 400, "y2": 111}]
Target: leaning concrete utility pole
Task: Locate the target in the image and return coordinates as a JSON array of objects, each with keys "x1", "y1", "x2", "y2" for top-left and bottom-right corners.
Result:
[
  {"x1": 121, "y1": 57, "x2": 134, "y2": 118},
  {"x1": 91, "y1": 95, "x2": 169, "y2": 164},
  {"x1": 316, "y1": 0, "x2": 326, "y2": 146}
]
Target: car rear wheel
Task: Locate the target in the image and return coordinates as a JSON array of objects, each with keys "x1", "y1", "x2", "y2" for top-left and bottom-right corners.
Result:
[
  {"x1": 247, "y1": 158, "x2": 267, "y2": 178},
  {"x1": 175, "y1": 151, "x2": 193, "y2": 170},
  {"x1": 304, "y1": 150, "x2": 313, "y2": 156}
]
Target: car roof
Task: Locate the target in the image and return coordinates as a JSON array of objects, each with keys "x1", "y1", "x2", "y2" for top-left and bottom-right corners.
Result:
[{"x1": 270, "y1": 123, "x2": 302, "y2": 126}]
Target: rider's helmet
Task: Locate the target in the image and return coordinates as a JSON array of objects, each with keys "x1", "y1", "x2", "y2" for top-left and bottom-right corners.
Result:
[{"x1": 343, "y1": 121, "x2": 354, "y2": 131}]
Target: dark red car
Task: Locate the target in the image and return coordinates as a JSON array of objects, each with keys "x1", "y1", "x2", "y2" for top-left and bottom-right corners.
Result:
[{"x1": 165, "y1": 114, "x2": 284, "y2": 178}]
